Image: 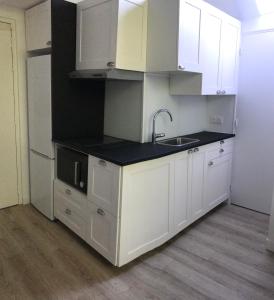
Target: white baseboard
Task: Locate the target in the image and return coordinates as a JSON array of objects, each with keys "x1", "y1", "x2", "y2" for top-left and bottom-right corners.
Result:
[{"x1": 266, "y1": 238, "x2": 274, "y2": 252}]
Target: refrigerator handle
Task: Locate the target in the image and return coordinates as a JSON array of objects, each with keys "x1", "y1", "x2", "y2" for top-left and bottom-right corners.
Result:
[{"x1": 74, "y1": 162, "x2": 80, "y2": 186}]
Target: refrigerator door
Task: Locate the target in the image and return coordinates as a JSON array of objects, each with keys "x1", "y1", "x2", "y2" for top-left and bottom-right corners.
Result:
[
  {"x1": 30, "y1": 150, "x2": 54, "y2": 220},
  {"x1": 27, "y1": 55, "x2": 54, "y2": 158}
]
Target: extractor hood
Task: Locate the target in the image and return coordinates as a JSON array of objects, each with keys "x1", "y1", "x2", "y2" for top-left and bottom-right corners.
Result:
[{"x1": 69, "y1": 69, "x2": 144, "y2": 81}]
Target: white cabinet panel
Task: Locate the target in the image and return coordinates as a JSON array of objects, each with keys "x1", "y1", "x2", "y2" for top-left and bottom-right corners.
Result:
[
  {"x1": 189, "y1": 149, "x2": 205, "y2": 221},
  {"x1": 178, "y1": 0, "x2": 202, "y2": 72},
  {"x1": 85, "y1": 202, "x2": 118, "y2": 264},
  {"x1": 76, "y1": 0, "x2": 147, "y2": 71},
  {"x1": 88, "y1": 156, "x2": 121, "y2": 216},
  {"x1": 174, "y1": 152, "x2": 189, "y2": 234},
  {"x1": 204, "y1": 154, "x2": 232, "y2": 211},
  {"x1": 119, "y1": 158, "x2": 173, "y2": 266},
  {"x1": 25, "y1": 0, "x2": 51, "y2": 51}
]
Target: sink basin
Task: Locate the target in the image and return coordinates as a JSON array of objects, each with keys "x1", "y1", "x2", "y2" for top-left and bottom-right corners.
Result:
[{"x1": 156, "y1": 137, "x2": 200, "y2": 147}]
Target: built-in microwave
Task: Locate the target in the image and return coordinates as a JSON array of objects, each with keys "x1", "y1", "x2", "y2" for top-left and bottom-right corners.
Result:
[{"x1": 57, "y1": 147, "x2": 88, "y2": 194}]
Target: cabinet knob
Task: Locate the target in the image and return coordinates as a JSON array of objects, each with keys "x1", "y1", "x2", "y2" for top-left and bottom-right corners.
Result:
[
  {"x1": 193, "y1": 148, "x2": 199, "y2": 153},
  {"x1": 65, "y1": 189, "x2": 72, "y2": 195},
  {"x1": 222, "y1": 90, "x2": 226, "y2": 95},
  {"x1": 46, "y1": 40, "x2": 52, "y2": 46},
  {"x1": 97, "y1": 208, "x2": 105, "y2": 216},
  {"x1": 178, "y1": 65, "x2": 185, "y2": 70},
  {"x1": 208, "y1": 161, "x2": 214, "y2": 166},
  {"x1": 188, "y1": 149, "x2": 193, "y2": 154},
  {"x1": 219, "y1": 148, "x2": 224, "y2": 153},
  {"x1": 107, "y1": 61, "x2": 115, "y2": 68},
  {"x1": 65, "y1": 208, "x2": 72, "y2": 215},
  {"x1": 217, "y1": 90, "x2": 221, "y2": 95},
  {"x1": 99, "y1": 160, "x2": 107, "y2": 167},
  {"x1": 220, "y1": 140, "x2": 225, "y2": 145}
]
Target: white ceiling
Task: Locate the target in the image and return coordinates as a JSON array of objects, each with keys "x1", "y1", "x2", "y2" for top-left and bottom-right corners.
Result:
[{"x1": 0, "y1": 0, "x2": 43, "y2": 9}]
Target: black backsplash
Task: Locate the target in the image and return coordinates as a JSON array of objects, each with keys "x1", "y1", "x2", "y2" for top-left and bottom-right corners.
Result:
[{"x1": 51, "y1": 0, "x2": 105, "y2": 140}]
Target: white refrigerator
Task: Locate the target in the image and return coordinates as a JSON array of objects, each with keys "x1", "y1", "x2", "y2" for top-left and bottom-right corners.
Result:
[{"x1": 27, "y1": 55, "x2": 55, "y2": 220}]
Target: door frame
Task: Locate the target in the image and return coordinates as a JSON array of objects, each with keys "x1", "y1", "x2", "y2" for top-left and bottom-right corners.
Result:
[{"x1": 0, "y1": 16, "x2": 23, "y2": 205}]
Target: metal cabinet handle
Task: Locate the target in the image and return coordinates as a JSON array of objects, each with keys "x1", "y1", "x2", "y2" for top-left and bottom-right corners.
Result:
[
  {"x1": 219, "y1": 149, "x2": 224, "y2": 153},
  {"x1": 65, "y1": 208, "x2": 72, "y2": 215},
  {"x1": 193, "y1": 148, "x2": 199, "y2": 153},
  {"x1": 188, "y1": 149, "x2": 193, "y2": 154},
  {"x1": 46, "y1": 40, "x2": 52, "y2": 46},
  {"x1": 107, "y1": 61, "x2": 115, "y2": 68},
  {"x1": 99, "y1": 160, "x2": 107, "y2": 167},
  {"x1": 65, "y1": 189, "x2": 72, "y2": 195},
  {"x1": 97, "y1": 208, "x2": 105, "y2": 216},
  {"x1": 220, "y1": 140, "x2": 225, "y2": 145},
  {"x1": 217, "y1": 90, "x2": 221, "y2": 95},
  {"x1": 178, "y1": 65, "x2": 185, "y2": 70},
  {"x1": 208, "y1": 161, "x2": 214, "y2": 166},
  {"x1": 222, "y1": 90, "x2": 226, "y2": 95},
  {"x1": 74, "y1": 161, "x2": 80, "y2": 185}
]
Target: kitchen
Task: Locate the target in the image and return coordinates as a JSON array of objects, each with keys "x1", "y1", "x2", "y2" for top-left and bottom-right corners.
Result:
[{"x1": 0, "y1": 0, "x2": 274, "y2": 299}]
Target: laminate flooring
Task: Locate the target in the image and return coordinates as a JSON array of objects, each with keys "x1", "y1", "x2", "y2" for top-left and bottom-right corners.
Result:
[{"x1": 0, "y1": 203, "x2": 273, "y2": 300}]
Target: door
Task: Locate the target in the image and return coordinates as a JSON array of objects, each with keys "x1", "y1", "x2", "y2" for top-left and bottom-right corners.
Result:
[
  {"x1": 76, "y1": 0, "x2": 118, "y2": 70},
  {"x1": 219, "y1": 16, "x2": 240, "y2": 95},
  {"x1": 25, "y1": 0, "x2": 51, "y2": 51},
  {"x1": 30, "y1": 151, "x2": 54, "y2": 220},
  {"x1": 27, "y1": 55, "x2": 53, "y2": 158},
  {"x1": 178, "y1": 0, "x2": 202, "y2": 72},
  {"x1": 200, "y1": 5, "x2": 222, "y2": 94},
  {"x1": 174, "y1": 152, "x2": 189, "y2": 234},
  {"x1": 232, "y1": 31, "x2": 274, "y2": 214},
  {"x1": 0, "y1": 22, "x2": 19, "y2": 209},
  {"x1": 189, "y1": 149, "x2": 205, "y2": 221},
  {"x1": 204, "y1": 154, "x2": 232, "y2": 211}
]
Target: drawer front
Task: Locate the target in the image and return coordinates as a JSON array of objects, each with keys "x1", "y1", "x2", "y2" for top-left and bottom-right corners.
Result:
[
  {"x1": 207, "y1": 140, "x2": 234, "y2": 161},
  {"x1": 88, "y1": 156, "x2": 121, "y2": 217},
  {"x1": 54, "y1": 179, "x2": 86, "y2": 211},
  {"x1": 54, "y1": 189, "x2": 86, "y2": 239},
  {"x1": 85, "y1": 202, "x2": 118, "y2": 265}
]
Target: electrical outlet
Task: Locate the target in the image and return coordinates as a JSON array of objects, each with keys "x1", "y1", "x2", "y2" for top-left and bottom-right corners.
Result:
[{"x1": 210, "y1": 115, "x2": 224, "y2": 125}]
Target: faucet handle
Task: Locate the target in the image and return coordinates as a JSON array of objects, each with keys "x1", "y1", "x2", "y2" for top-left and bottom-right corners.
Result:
[{"x1": 155, "y1": 133, "x2": 165, "y2": 139}]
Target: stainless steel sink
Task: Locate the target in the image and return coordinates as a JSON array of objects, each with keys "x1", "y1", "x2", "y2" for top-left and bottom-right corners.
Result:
[{"x1": 156, "y1": 137, "x2": 200, "y2": 147}]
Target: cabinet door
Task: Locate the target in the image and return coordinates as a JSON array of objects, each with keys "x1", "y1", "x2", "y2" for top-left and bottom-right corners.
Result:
[
  {"x1": 174, "y1": 152, "x2": 189, "y2": 234},
  {"x1": 219, "y1": 16, "x2": 240, "y2": 95},
  {"x1": 88, "y1": 156, "x2": 121, "y2": 217},
  {"x1": 119, "y1": 158, "x2": 173, "y2": 266},
  {"x1": 76, "y1": 0, "x2": 118, "y2": 70},
  {"x1": 178, "y1": 0, "x2": 203, "y2": 72},
  {"x1": 116, "y1": 0, "x2": 147, "y2": 71},
  {"x1": 25, "y1": 0, "x2": 51, "y2": 51},
  {"x1": 85, "y1": 202, "x2": 118, "y2": 264},
  {"x1": 200, "y1": 6, "x2": 222, "y2": 95},
  {"x1": 189, "y1": 149, "x2": 205, "y2": 221},
  {"x1": 204, "y1": 154, "x2": 232, "y2": 211}
]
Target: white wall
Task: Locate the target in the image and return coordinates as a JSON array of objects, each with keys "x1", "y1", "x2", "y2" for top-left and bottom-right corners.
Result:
[{"x1": 0, "y1": 5, "x2": 29, "y2": 204}]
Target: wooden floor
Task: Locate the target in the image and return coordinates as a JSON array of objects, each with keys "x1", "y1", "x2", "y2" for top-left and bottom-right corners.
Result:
[{"x1": 0, "y1": 204, "x2": 274, "y2": 300}]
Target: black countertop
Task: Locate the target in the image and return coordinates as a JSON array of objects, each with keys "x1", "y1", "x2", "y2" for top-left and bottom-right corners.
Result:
[{"x1": 53, "y1": 131, "x2": 235, "y2": 166}]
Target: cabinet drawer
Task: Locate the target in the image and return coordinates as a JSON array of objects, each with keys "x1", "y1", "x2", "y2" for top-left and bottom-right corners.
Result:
[
  {"x1": 88, "y1": 156, "x2": 121, "y2": 217},
  {"x1": 207, "y1": 140, "x2": 234, "y2": 160},
  {"x1": 54, "y1": 179, "x2": 86, "y2": 211},
  {"x1": 85, "y1": 202, "x2": 118, "y2": 265},
  {"x1": 54, "y1": 190, "x2": 86, "y2": 239}
]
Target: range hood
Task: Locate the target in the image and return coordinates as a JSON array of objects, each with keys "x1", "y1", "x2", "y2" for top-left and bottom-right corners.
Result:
[{"x1": 69, "y1": 69, "x2": 144, "y2": 81}]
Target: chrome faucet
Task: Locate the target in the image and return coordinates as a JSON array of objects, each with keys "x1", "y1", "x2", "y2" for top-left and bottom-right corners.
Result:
[{"x1": 152, "y1": 109, "x2": 173, "y2": 144}]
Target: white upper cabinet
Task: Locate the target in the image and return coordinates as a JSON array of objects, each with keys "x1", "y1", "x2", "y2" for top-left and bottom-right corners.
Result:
[
  {"x1": 147, "y1": 0, "x2": 203, "y2": 73},
  {"x1": 76, "y1": 0, "x2": 147, "y2": 71},
  {"x1": 170, "y1": 2, "x2": 241, "y2": 96},
  {"x1": 25, "y1": 0, "x2": 51, "y2": 51}
]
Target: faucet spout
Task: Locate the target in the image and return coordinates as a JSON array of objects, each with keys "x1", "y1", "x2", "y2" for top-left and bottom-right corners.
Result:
[{"x1": 152, "y1": 109, "x2": 173, "y2": 144}]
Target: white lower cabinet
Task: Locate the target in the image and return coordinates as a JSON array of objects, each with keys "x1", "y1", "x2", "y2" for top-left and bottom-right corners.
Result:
[
  {"x1": 85, "y1": 202, "x2": 118, "y2": 264},
  {"x1": 54, "y1": 138, "x2": 234, "y2": 266}
]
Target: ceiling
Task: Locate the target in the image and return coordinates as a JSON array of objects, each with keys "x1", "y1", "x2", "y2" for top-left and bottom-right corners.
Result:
[{"x1": 0, "y1": 0, "x2": 43, "y2": 9}]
